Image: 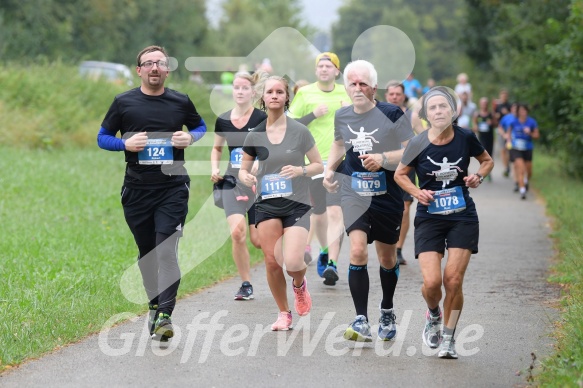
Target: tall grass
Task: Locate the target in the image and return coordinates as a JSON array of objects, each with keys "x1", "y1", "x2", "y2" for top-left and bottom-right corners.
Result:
[
  {"x1": 533, "y1": 153, "x2": 583, "y2": 386},
  {"x1": 0, "y1": 63, "x2": 213, "y2": 148}
]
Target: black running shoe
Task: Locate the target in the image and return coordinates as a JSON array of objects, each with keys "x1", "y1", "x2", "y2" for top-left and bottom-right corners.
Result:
[
  {"x1": 148, "y1": 303, "x2": 158, "y2": 336},
  {"x1": 152, "y1": 313, "x2": 174, "y2": 341},
  {"x1": 234, "y1": 281, "x2": 254, "y2": 300}
]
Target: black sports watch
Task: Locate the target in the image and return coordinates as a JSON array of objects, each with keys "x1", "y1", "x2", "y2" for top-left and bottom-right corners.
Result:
[
  {"x1": 302, "y1": 166, "x2": 307, "y2": 176},
  {"x1": 475, "y1": 173, "x2": 484, "y2": 184}
]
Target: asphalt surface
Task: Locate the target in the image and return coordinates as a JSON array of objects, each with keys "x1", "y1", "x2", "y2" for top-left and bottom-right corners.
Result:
[{"x1": 1, "y1": 159, "x2": 559, "y2": 387}]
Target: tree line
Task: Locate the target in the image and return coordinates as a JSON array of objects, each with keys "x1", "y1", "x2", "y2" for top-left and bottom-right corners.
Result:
[{"x1": 1, "y1": 0, "x2": 581, "y2": 175}]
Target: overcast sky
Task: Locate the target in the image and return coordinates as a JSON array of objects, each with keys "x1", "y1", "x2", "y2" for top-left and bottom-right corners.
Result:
[{"x1": 206, "y1": 0, "x2": 343, "y2": 32}]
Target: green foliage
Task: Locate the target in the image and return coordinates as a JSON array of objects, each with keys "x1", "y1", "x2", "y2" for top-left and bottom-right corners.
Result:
[
  {"x1": 462, "y1": 0, "x2": 583, "y2": 178},
  {"x1": 533, "y1": 153, "x2": 583, "y2": 386},
  {"x1": 0, "y1": 63, "x2": 214, "y2": 149},
  {"x1": 545, "y1": 0, "x2": 583, "y2": 176},
  {"x1": 0, "y1": 0, "x2": 210, "y2": 70},
  {"x1": 332, "y1": 0, "x2": 467, "y2": 86}
]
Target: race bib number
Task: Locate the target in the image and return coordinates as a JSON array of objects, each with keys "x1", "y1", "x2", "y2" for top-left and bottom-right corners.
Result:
[
  {"x1": 260, "y1": 174, "x2": 292, "y2": 199},
  {"x1": 230, "y1": 147, "x2": 243, "y2": 169},
  {"x1": 427, "y1": 186, "x2": 466, "y2": 215},
  {"x1": 513, "y1": 138, "x2": 528, "y2": 151},
  {"x1": 478, "y1": 122, "x2": 490, "y2": 132},
  {"x1": 351, "y1": 171, "x2": 386, "y2": 196},
  {"x1": 138, "y1": 139, "x2": 173, "y2": 165}
]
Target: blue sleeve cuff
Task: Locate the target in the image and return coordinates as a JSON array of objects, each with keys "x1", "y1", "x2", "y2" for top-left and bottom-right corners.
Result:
[
  {"x1": 189, "y1": 118, "x2": 207, "y2": 143},
  {"x1": 97, "y1": 127, "x2": 125, "y2": 151}
]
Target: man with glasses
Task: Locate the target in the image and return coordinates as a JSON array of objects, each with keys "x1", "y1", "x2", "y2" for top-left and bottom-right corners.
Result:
[{"x1": 97, "y1": 45, "x2": 206, "y2": 342}]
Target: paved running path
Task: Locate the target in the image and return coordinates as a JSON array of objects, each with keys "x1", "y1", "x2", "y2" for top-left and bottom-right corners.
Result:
[{"x1": 0, "y1": 160, "x2": 559, "y2": 387}]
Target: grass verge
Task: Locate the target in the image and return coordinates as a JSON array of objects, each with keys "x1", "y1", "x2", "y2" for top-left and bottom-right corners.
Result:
[
  {"x1": 0, "y1": 146, "x2": 262, "y2": 370},
  {"x1": 533, "y1": 153, "x2": 583, "y2": 386}
]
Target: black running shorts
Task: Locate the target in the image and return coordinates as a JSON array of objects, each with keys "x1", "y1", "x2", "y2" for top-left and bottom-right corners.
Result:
[{"x1": 414, "y1": 217, "x2": 479, "y2": 258}]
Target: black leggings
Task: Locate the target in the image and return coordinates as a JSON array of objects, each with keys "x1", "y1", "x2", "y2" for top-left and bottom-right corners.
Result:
[{"x1": 137, "y1": 232, "x2": 181, "y2": 315}]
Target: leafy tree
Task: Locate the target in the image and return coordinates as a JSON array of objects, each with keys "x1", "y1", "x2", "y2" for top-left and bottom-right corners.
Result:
[
  {"x1": 332, "y1": 0, "x2": 430, "y2": 88},
  {"x1": 0, "y1": 0, "x2": 210, "y2": 72},
  {"x1": 545, "y1": 0, "x2": 583, "y2": 175},
  {"x1": 213, "y1": 0, "x2": 315, "y2": 81}
]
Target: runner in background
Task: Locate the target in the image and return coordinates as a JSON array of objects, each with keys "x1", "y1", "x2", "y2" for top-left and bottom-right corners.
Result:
[
  {"x1": 456, "y1": 91, "x2": 476, "y2": 130},
  {"x1": 288, "y1": 52, "x2": 350, "y2": 286},
  {"x1": 497, "y1": 102, "x2": 518, "y2": 188},
  {"x1": 211, "y1": 71, "x2": 266, "y2": 301},
  {"x1": 506, "y1": 103, "x2": 539, "y2": 200},
  {"x1": 454, "y1": 73, "x2": 472, "y2": 102},
  {"x1": 385, "y1": 80, "x2": 421, "y2": 265},
  {"x1": 492, "y1": 90, "x2": 513, "y2": 177},
  {"x1": 403, "y1": 72, "x2": 423, "y2": 99},
  {"x1": 473, "y1": 97, "x2": 495, "y2": 181}
]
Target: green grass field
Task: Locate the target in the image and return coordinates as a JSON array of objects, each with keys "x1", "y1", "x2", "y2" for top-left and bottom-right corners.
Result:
[{"x1": 0, "y1": 146, "x2": 263, "y2": 368}]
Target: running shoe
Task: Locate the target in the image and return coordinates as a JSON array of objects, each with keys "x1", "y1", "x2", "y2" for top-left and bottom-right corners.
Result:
[
  {"x1": 234, "y1": 281, "x2": 254, "y2": 300},
  {"x1": 317, "y1": 252, "x2": 329, "y2": 277},
  {"x1": 148, "y1": 303, "x2": 158, "y2": 336},
  {"x1": 271, "y1": 311, "x2": 293, "y2": 331},
  {"x1": 293, "y1": 277, "x2": 312, "y2": 316},
  {"x1": 322, "y1": 264, "x2": 339, "y2": 286},
  {"x1": 343, "y1": 315, "x2": 372, "y2": 342},
  {"x1": 513, "y1": 183, "x2": 519, "y2": 193},
  {"x1": 304, "y1": 245, "x2": 313, "y2": 266},
  {"x1": 438, "y1": 334, "x2": 458, "y2": 359},
  {"x1": 503, "y1": 167, "x2": 510, "y2": 178},
  {"x1": 422, "y1": 309, "x2": 442, "y2": 349},
  {"x1": 152, "y1": 312, "x2": 174, "y2": 341},
  {"x1": 397, "y1": 249, "x2": 407, "y2": 265},
  {"x1": 378, "y1": 306, "x2": 397, "y2": 341},
  {"x1": 521, "y1": 192, "x2": 526, "y2": 200}
]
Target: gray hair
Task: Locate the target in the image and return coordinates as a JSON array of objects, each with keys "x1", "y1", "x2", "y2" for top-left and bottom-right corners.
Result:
[{"x1": 343, "y1": 60, "x2": 378, "y2": 89}]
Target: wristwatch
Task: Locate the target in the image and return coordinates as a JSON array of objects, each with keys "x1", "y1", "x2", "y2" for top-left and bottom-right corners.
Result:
[
  {"x1": 381, "y1": 153, "x2": 388, "y2": 169},
  {"x1": 475, "y1": 173, "x2": 484, "y2": 184},
  {"x1": 302, "y1": 166, "x2": 307, "y2": 176}
]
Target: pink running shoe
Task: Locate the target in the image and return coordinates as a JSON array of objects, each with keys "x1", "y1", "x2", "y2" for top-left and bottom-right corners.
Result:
[
  {"x1": 271, "y1": 311, "x2": 293, "y2": 331},
  {"x1": 293, "y1": 277, "x2": 312, "y2": 316}
]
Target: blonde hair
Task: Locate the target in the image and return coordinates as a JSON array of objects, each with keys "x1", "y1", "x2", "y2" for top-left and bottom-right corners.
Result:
[{"x1": 253, "y1": 70, "x2": 290, "y2": 111}]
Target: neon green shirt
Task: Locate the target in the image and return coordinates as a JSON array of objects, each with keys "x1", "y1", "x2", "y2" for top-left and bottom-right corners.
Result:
[{"x1": 288, "y1": 82, "x2": 349, "y2": 161}]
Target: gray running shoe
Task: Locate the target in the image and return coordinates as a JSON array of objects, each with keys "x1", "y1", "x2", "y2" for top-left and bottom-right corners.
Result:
[
  {"x1": 438, "y1": 334, "x2": 458, "y2": 359},
  {"x1": 422, "y1": 309, "x2": 442, "y2": 349},
  {"x1": 234, "y1": 281, "x2": 254, "y2": 300},
  {"x1": 378, "y1": 306, "x2": 397, "y2": 341},
  {"x1": 343, "y1": 315, "x2": 372, "y2": 342}
]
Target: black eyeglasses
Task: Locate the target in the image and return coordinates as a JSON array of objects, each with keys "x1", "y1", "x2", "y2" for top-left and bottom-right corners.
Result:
[{"x1": 139, "y1": 60, "x2": 169, "y2": 70}]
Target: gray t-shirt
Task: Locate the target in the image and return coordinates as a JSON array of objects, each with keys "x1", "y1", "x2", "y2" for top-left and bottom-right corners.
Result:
[
  {"x1": 243, "y1": 116, "x2": 316, "y2": 216},
  {"x1": 334, "y1": 101, "x2": 414, "y2": 213}
]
